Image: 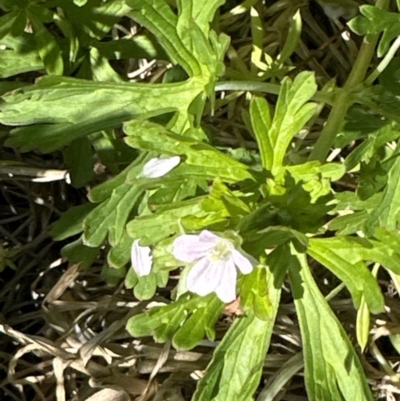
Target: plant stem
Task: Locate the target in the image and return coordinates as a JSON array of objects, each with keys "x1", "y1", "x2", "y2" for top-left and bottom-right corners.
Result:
[
  {"x1": 308, "y1": 0, "x2": 390, "y2": 162},
  {"x1": 215, "y1": 81, "x2": 334, "y2": 105},
  {"x1": 365, "y1": 35, "x2": 400, "y2": 86}
]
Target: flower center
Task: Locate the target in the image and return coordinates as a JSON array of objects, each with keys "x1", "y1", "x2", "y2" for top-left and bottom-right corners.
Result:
[{"x1": 210, "y1": 240, "x2": 231, "y2": 262}]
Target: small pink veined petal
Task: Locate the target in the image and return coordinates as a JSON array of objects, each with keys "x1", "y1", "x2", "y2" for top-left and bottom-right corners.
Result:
[
  {"x1": 198, "y1": 230, "x2": 224, "y2": 243},
  {"x1": 215, "y1": 258, "x2": 237, "y2": 303},
  {"x1": 173, "y1": 233, "x2": 218, "y2": 263},
  {"x1": 231, "y1": 249, "x2": 253, "y2": 274},
  {"x1": 131, "y1": 239, "x2": 153, "y2": 276},
  {"x1": 187, "y1": 257, "x2": 222, "y2": 296},
  {"x1": 141, "y1": 156, "x2": 180, "y2": 178}
]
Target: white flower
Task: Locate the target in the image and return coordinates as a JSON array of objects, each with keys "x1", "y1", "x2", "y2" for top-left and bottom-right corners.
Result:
[
  {"x1": 172, "y1": 230, "x2": 253, "y2": 303},
  {"x1": 131, "y1": 239, "x2": 152, "y2": 276},
  {"x1": 140, "y1": 156, "x2": 180, "y2": 178}
]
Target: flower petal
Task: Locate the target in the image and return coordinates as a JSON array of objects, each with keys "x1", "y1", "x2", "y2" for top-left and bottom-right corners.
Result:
[
  {"x1": 215, "y1": 258, "x2": 237, "y2": 303},
  {"x1": 173, "y1": 233, "x2": 217, "y2": 263},
  {"x1": 141, "y1": 156, "x2": 180, "y2": 178},
  {"x1": 198, "y1": 230, "x2": 224, "y2": 243},
  {"x1": 186, "y1": 257, "x2": 222, "y2": 296},
  {"x1": 131, "y1": 239, "x2": 152, "y2": 276},
  {"x1": 231, "y1": 249, "x2": 253, "y2": 274}
]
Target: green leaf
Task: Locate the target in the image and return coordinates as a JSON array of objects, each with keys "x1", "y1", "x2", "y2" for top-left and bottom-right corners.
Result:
[
  {"x1": 308, "y1": 237, "x2": 385, "y2": 313},
  {"x1": 328, "y1": 211, "x2": 369, "y2": 236},
  {"x1": 51, "y1": 203, "x2": 96, "y2": 241},
  {"x1": 127, "y1": 0, "x2": 228, "y2": 79},
  {"x1": 108, "y1": 231, "x2": 132, "y2": 269},
  {"x1": 344, "y1": 126, "x2": 400, "y2": 171},
  {"x1": 249, "y1": 72, "x2": 317, "y2": 173},
  {"x1": 29, "y1": 14, "x2": 64, "y2": 76},
  {"x1": 93, "y1": 34, "x2": 168, "y2": 61},
  {"x1": 373, "y1": 227, "x2": 400, "y2": 249},
  {"x1": 102, "y1": 263, "x2": 127, "y2": 286},
  {"x1": 265, "y1": 172, "x2": 334, "y2": 233},
  {"x1": 126, "y1": 293, "x2": 224, "y2": 349},
  {"x1": 176, "y1": 0, "x2": 225, "y2": 35},
  {"x1": 358, "y1": 85, "x2": 400, "y2": 125},
  {"x1": 240, "y1": 267, "x2": 273, "y2": 320},
  {"x1": 264, "y1": 242, "x2": 293, "y2": 284},
  {"x1": 334, "y1": 107, "x2": 389, "y2": 148},
  {"x1": 379, "y1": 57, "x2": 400, "y2": 96},
  {"x1": 289, "y1": 251, "x2": 374, "y2": 401},
  {"x1": 146, "y1": 237, "x2": 182, "y2": 273},
  {"x1": 328, "y1": 192, "x2": 381, "y2": 236},
  {"x1": 91, "y1": 132, "x2": 137, "y2": 175},
  {"x1": 357, "y1": 157, "x2": 390, "y2": 200},
  {"x1": 89, "y1": 47, "x2": 124, "y2": 83},
  {"x1": 284, "y1": 161, "x2": 345, "y2": 201},
  {"x1": 1, "y1": 0, "x2": 227, "y2": 151},
  {"x1": 134, "y1": 273, "x2": 157, "y2": 300},
  {"x1": 365, "y1": 149, "x2": 400, "y2": 235},
  {"x1": 127, "y1": 0, "x2": 201, "y2": 77},
  {"x1": 0, "y1": 10, "x2": 24, "y2": 40},
  {"x1": 64, "y1": 137, "x2": 94, "y2": 188},
  {"x1": 356, "y1": 296, "x2": 370, "y2": 353},
  {"x1": 0, "y1": 81, "x2": 29, "y2": 96},
  {"x1": 249, "y1": 96, "x2": 272, "y2": 169},
  {"x1": 193, "y1": 269, "x2": 281, "y2": 401},
  {"x1": 5, "y1": 114, "x2": 130, "y2": 153},
  {"x1": 61, "y1": 237, "x2": 99, "y2": 270},
  {"x1": 0, "y1": 76, "x2": 202, "y2": 126},
  {"x1": 58, "y1": 0, "x2": 131, "y2": 41},
  {"x1": 348, "y1": 6, "x2": 400, "y2": 57},
  {"x1": 249, "y1": 7, "x2": 264, "y2": 74},
  {"x1": 89, "y1": 157, "x2": 144, "y2": 203},
  {"x1": 126, "y1": 199, "x2": 202, "y2": 244},
  {"x1": 0, "y1": 49, "x2": 43, "y2": 78},
  {"x1": 124, "y1": 120, "x2": 253, "y2": 183},
  {"x1": 172, "y1": 295, "x2": 224, "y2": 350},
  {"x1": 125, "y1": 267, "x2": 138, "y2": 289},
  {"x1": 278, "y1": 9, "x2": 302, "y2": 65},
  {"x1": 182, "y1": 178, "x2": 251, "y2": 231},
  {"x1": 84, "y1": 183, "x2": 143, "y2": 247},
  {"x1": 148, "y1": 179, "x2": 199, "y2": 205}
]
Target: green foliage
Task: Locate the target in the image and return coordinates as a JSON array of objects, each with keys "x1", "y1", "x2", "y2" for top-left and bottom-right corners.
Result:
[
  {"x1": 2, "y1": 0, "x2": 400, "y2": 399},
  {"x1": 193, "y1": 267, "x2": 281, "y2": 401},
  {"x1": 240, "y1": 267, "x2": 273, "y2": 320},
  {"x1": 290, "y1": 251, "x2": 374, "y2": 401},
  {"x1": 126, "y1": 293, "x2": 224, "y2": 350},
  {"x1": 348, "y1": 5, "x2": 400, "y2": 57},
  {"x1": 308, "y1": 237, "x2": 385, "y2": 313},
  {"x1": 249, "y1": 71, "x2": 317, "y2": 173}
]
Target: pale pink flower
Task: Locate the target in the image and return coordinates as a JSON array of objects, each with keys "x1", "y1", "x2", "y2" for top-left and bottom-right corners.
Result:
[
  {"x1": 131, "y1": 239, "x2": 152, "y2": 276},
  {"x1": 140, "y1": 156, "x2": 180, "y2": 178},
  {"x1": 173, "y1": 230, "x2": 253, "y2": 303}
]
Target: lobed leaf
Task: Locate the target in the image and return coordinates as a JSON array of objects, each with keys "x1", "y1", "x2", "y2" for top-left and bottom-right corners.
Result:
[
  {"x1": 365, "y1": 148, "x2": 400, "y2": 235},
  {"x1": 348, "y1": 6, "x2": 400, "y2": 57},
  {"x1": 249, "y1": 72, "x2": 317, "y2": 173},
  {"x1": 83, "y1": 183, "x2": 143, "y2": 247},
  {"x1": 124, "y1": 120, "x2": 253, "y2": 182},
  {"x1": 51, "y1": 203, "x2": 96, "y2": 241},
  {"x1": 127, "y1": 0, "x2": 201, "y2": 76},
  {"x1": 126, "y1": 293, "x2": 224, "y2": 349}
]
